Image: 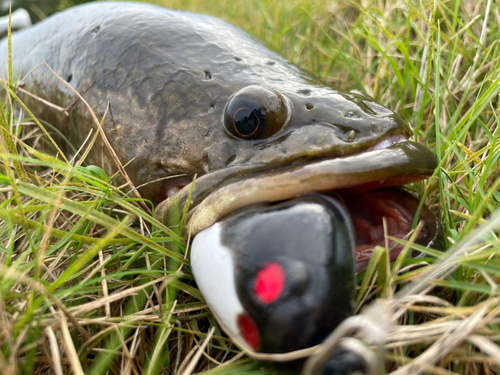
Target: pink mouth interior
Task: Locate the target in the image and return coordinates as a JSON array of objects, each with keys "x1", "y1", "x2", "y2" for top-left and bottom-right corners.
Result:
[
  {"x1": 159, "y1": 176, "x2": 193, "y2": 202},
  {"x1": 337, "y1": 189, "x2": 430, "y2": 271}
]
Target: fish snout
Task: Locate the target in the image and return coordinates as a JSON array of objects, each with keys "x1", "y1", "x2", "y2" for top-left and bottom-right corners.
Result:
[{"x1": 285, "y1": 87, "x2": 412, "y2": 146}]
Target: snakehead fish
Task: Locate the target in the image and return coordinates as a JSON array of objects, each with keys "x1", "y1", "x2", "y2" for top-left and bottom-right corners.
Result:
[{"x1": 0, "y1": 2, "x2": 442, "y2": 360}]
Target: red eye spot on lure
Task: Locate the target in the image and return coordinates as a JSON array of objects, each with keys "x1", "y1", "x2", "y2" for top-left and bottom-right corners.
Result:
[
  {"x1": 237, "y1": 313, "x2": 261, "y2": 351},
  {"x1": 254, "y1": 262, "x2": 285, "y2": 304}
]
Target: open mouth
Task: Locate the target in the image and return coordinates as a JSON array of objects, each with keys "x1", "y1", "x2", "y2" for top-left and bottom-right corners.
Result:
[
  {"x1": 156, "y1": 138, "x2": 441, "y2": 269},
  {"x1": 336, "y1": 188, "x2": 442, "y2": 271},
  {"x1": 165, "y1": 141, "x2": 437, "y2": 231},
  {"x1": 186, "y1": 138, "x2": 442, "y2": 356}
]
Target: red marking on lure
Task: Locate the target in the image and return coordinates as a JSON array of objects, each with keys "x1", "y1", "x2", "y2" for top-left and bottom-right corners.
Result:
[
  {"x1": 237, "y1": 314, "x2": 260, "y2": 351},
  {"x1": 254, "y1": 262, "x2": 285, "y2": 304}
]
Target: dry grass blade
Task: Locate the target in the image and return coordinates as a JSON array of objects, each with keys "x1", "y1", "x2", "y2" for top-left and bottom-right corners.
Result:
[
  {"x1": 15, "y1": 85, "x2": 68, "y2": 115},
  {"x1": 180, "y1": 326, "x2": 216, "y2": 375},
  {"x1": 45, "y1": 326, "x2": 63, "y2": 375},
  {"x1": 467, "y1": 335, "x2": 500, "y2": 366},
  {"x1": 59, "y1": 311, "x2": 85, "y2": 375},
  {"x1": 390, "y1": 301, "x2": 498, "y2": 375},
  {"x1": 70, "y1": 273, "x2": 178, "y2": 316}
]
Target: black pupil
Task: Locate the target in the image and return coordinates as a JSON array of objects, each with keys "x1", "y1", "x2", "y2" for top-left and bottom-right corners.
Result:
[{"x1": 234, "y1": 108, "x2": 260, "y2": 136}]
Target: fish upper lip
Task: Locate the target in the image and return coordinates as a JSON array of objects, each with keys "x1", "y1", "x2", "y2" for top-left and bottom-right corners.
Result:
[
  {"x1": 158, "y1": 134, "x2": 410, "y2": 211},
  {"x1": 155, "y1": 139, "x2": 438, "y2": 236},
  {"x1": 366, "y1": 133, "x2": 409, "y2": 151}
]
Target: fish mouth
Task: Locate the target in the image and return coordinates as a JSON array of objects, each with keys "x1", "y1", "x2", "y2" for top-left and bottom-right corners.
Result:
[
  {"x1": 156, "y1": 139, "x2": 441, "y2": 268},
  {"x1": 336, "y1": 188, "x2": 442, "y2": 271}
]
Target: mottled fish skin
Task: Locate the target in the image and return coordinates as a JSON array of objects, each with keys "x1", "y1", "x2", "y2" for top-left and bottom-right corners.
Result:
[{"x1": 0, "y1": 2, "x2": 420, "y2": 206}]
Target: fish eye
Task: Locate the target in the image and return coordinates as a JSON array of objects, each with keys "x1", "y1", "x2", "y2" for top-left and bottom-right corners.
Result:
[
  {"x1": 233, "y1": 106, "x2": 262, "y2": 138},
  {"x1": 224, "y1": 85, "x2": 291, "y2": 140}
]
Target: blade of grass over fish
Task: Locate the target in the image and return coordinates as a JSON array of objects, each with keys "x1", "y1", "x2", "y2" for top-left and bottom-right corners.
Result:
[
  {"x1": 3, "y1": 137, "x2": 69, "y2": 178},
  {"x1": 7, "y1": 5, "x2": 12, "y2": 91},
  {"x1": 41, "y1": 62, "x2": 151, "y2": 213},
  {"x1": 180, "y1": 174, "x2": 196, "y2": 236},
  {"x1": 0, "y1": 104, "x2": 27, "y2": 182},
  {"x1": 75, "y1": 104, "x2": 109, "y2": 168},
  {"x1": 27, "y1": 117, "x2": 79, "y2": 155},
  {"x1": 356, "y1": 245, "x2": 388, "y2": 307},
  {"x1": 0, "y1": 82, "x2": 69, "y2": 163},
  {"x1": 410, "y1": 122, "x2": 480, "y2": 234},
  {"x1": 383, "y1": 222, "x2": 424, "y2": 299},
  {"x1": 108, "y1": 195, "x2": 185, "y2": 243}
]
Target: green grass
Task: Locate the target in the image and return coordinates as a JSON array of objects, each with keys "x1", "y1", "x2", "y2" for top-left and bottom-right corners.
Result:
[{"x1": 0, "y1": 0, "x2": 500, "y2": 374}]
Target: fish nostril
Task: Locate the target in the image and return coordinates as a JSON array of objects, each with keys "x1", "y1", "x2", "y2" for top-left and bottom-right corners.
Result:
[
  {"x1": 345, "y1": 110, "x2": 360, "y2": 119},
  {"x1": 363, "y1": 100, "x2": 393, "y2": 115},
  {"x1": 225, "y1": 154, "x2": 236, "y2": 166},
  {"x1": 298, "y1": 89, "x2": 311, "y2": 96},
  {"x1": 91, "y1": 25, "x2": 101, "y2": 35},
  {"x1": 234, "y1": 56, "x2": 242, "y2": 61},
  {"x1": 265, "y1": 61, "x2": 275, "y2": 66},
  {"x1": 305, "y1": 103, "x2": 314, "y2": 110}
]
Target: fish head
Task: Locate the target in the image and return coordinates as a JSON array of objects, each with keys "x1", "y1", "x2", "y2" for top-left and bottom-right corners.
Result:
[
  {"x1": 157, "y1": 81, "x2": 441, "y2": 358},
  {"x1": 156, "y1": 79, "x2": 437, "y2": 239}
]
